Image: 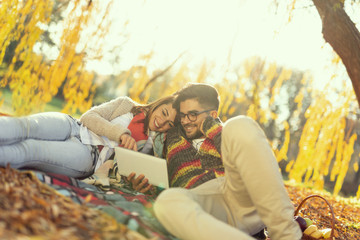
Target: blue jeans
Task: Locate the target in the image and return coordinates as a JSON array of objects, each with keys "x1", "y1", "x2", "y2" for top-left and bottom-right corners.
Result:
[{"x1": 0, "y1": 112, "x2": 94, "y2": 178}]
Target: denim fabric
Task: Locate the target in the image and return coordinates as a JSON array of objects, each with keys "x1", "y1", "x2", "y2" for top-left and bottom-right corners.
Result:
[{"x1": 0, "y1": 112, "x2": 94, "y2": 178}]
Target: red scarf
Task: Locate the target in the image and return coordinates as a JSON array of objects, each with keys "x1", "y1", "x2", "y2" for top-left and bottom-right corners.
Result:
[
  {"x1": 98, "y1": 112, "x2": 149, "y2": 153},
  {"x1": 126, "y1": 112, "x2": 148, "y2": 147}
]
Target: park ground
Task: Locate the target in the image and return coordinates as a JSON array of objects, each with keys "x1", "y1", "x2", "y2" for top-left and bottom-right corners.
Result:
[{"x1": 0, "y1": 166, "x2": 359, "y2": 239}]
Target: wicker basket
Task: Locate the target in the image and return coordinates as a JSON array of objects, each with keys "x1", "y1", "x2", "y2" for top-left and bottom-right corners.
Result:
[{"x1": 294, "y1": 195, "x2": 336, "y2": 240}]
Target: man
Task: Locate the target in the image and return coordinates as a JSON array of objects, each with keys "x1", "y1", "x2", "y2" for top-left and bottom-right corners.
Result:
[{"x1": 153, "y1": 83, "x2": 302, "y2": 240}]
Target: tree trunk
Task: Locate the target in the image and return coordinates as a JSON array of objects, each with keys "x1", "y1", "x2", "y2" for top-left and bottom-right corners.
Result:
[{"x1": 313, "y1": 0, "x2": 360, "y2": 107}]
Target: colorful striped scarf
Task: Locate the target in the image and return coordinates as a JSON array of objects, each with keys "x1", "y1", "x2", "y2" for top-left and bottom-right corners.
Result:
[{"x1": 165, "y1": 117, "x2": 225, "y2": 189}]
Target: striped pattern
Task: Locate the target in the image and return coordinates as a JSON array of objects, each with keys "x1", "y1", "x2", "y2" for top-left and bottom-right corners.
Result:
[
  {"x1": 167, "y1": 137, "x2": 191, "y2": 160},
  {"x1": 170, "y1": 159, "x2": 202, "y2": 186},
  {"x1": 166, "y1": 117, "x2": 225, "y2": 189},
  {"x1": 199, "y1": 139, "x2": 221, "y2": 158},
  {"x1": 206, "y1": 124, "x2": 222, "y2": 139}
]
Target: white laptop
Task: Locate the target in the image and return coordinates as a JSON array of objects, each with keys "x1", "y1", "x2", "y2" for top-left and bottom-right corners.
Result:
[{"x1": 114, "y1": 147, "x2": 169, "y2": 189}]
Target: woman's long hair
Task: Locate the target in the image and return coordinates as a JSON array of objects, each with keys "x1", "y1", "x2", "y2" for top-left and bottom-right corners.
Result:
[{"x1": 131, "y1": 94, "x2": 176, "y2": 134}]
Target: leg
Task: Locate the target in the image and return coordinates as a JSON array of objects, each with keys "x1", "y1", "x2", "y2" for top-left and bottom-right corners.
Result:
[
  {"x1": 0, "y1": 137, "x2": 94, "y2": 178},
  {"x1": 0, "y1": 112, "x2": 77, "y2": 145},
  {"x1": 154, "y1": 179, "x2": 256, "y2": 240},
  {"x1": 221, "y1": 116, "x2": 302, "y2": 240}
]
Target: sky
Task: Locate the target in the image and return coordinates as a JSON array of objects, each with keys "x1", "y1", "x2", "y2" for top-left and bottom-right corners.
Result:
[{"x1": 85, "y1": 0, "x2": 358, "y2": 89}]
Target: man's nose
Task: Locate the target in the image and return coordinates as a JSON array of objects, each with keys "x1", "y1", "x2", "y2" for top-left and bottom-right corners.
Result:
[{"x1": 181, "y1": 116, "x2": 190, "y2": 125}]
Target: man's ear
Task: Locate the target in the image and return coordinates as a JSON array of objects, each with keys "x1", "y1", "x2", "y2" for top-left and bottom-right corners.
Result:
[{"x1": 210, "y1": 110, "x2": 218, "y2": 118}]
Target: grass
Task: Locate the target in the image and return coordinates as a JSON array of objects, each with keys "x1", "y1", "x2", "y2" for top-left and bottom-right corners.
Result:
[
  {"x1": 0, "y1": 89, "x2": 81, "y2": 118},
  {"x1": 0, "y1": 88, "x2": 13, "y2": 114}
]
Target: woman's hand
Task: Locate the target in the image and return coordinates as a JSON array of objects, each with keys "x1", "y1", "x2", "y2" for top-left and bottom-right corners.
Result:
[
  {"x1": 127, "y1": 172, "x2": 153, "y2": 193},
  {"x1": 119, "y1": 134, "x2": 137, "y2": 151}
]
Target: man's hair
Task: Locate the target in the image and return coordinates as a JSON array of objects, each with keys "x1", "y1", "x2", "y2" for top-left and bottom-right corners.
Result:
[{"x1": 173, "y1": 83, "x2": 220, "y2": 111}]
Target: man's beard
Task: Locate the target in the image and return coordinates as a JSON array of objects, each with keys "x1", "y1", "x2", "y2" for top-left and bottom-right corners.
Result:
[{"x1": 183, "y1": 124, "x2": 204, "y2": 139}]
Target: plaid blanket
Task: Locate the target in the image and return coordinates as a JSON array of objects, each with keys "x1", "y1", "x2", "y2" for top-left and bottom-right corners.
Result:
[
  {"x1": 33, "y1": 170, "x2": 177, "y2": 240},
  {"x1": 0, "y1": 112, "x2": 175, "y2": 239}
]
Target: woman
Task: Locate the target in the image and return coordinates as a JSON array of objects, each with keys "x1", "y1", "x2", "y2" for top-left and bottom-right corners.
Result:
[{"x1": 0, "y1": 95, "x2": 177, "y2": 179}]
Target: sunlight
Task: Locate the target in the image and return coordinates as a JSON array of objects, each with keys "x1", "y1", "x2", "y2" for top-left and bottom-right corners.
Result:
[{"x1": 85, "y1": 0, "x2": 336, "y2": 83}]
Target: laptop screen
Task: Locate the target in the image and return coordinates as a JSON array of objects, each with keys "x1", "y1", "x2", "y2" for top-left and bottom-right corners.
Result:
[{"x1": 114, "y1": 147, "x2": 169, "y2": 189}]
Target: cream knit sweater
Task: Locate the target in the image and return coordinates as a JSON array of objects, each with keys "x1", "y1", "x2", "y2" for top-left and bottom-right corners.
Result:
[{"x1": 79, "y1": 96, "x2": 137, "y2": 143}]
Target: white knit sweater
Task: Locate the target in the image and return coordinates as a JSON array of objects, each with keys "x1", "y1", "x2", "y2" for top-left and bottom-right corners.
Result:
[{"x1": 79, "y1": 96, "x2": 137, "y2": 143}]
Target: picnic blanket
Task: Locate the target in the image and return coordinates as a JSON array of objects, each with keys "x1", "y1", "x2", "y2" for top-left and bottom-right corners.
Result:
[
  {"x1": 0, "y1": 111, "x2": 174, "y2": 239},
  {"x1": 31, "y1": 170, "x2": 177, "y2": 240}
]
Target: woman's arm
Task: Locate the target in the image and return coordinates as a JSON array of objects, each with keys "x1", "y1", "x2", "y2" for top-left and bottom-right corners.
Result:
[{"x1": 80, "y1": 96, "x2": 136, "y2": 142}]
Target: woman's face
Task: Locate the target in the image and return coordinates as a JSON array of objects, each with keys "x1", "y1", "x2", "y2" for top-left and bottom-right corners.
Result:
[{"x1": 148, "y1": 103, "x2": 177, "y2": 132}]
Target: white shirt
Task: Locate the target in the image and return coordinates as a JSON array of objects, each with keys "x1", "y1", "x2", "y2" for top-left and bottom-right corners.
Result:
[
  {"x1": 80, "y1": 112, "x2": 155, "y2": 171},
  {"x1": 192, "y1": 138, "x2": 205, "y2": 151}
]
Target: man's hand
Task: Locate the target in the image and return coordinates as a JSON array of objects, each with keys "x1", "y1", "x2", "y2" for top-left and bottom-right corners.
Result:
[
  {"x1": 200, "y1": 115, "x2": 217, "y2": 136},
  {"x1": 120, "y1": 134, "x2": 137, "y2": 151},
  {"x1": 127, "y1": 172, "x2": 153, "y2": 193}
]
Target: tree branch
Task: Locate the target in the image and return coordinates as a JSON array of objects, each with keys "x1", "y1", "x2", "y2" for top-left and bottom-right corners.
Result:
[
  {"x1": 313, "y1": 0, "x2": 360, "y2": 107},
  {"x1": 143, "y1": 52, "x2": 185, "y2": 89},
  {"x1": 138, "y1": 52, "x2": 185, "y2": 101}
]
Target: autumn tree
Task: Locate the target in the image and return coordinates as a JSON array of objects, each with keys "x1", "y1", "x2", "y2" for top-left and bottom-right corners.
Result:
[
  {"x1": 0, "y1": 0, "x2": 113, "y2": 115},
  {"x1": 278, "y1": 0, "x2": 360, "y2": 106},
  {"x1": 313, "y1": 0, "x2": 360, "y2": 106},
  {"x1": 272, "y1": 0, "x2": 360, "y2": 197}
]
